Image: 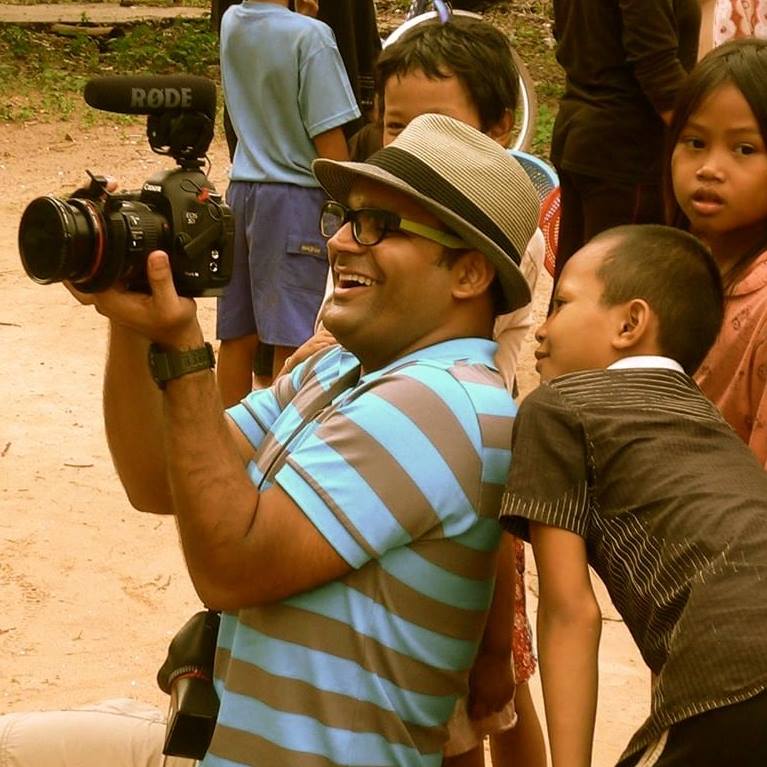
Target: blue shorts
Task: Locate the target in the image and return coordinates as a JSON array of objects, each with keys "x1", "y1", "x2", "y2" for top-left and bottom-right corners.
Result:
[{"x1": 216, "y1": 181, "x2": 329, "y2": 347}]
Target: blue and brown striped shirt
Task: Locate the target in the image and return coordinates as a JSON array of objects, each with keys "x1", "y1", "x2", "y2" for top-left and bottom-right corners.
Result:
[{"x1": 205, "y1": 339, "x2": 515, "y2": 767}]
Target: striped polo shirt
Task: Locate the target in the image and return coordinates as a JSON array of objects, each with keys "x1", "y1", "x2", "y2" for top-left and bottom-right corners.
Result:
[
  {"x1": 205, "y1": 339, "x2": 516, "y2": 767},
  {"x1": 502, "y1": 368, "x2": 767, "y2": 761}
]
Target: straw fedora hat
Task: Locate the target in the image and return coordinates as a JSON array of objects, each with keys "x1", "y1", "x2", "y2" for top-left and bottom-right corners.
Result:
[{"x1": 313, "y1": 113, "x2": 540, "y2": 313}]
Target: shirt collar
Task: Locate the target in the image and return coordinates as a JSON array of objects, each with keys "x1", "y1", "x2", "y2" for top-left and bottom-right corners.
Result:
[{"x1": 608, "y1": 355, "x2": 684, "y2": 373}]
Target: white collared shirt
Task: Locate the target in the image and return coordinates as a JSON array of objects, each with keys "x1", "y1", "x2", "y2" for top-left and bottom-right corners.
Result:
[{"x1": 608, "y1": 355, "x2": 684, "y2": 373}]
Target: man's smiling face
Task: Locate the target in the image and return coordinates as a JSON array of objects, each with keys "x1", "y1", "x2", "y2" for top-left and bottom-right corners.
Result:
[{"x1": 320, "y1": 178, "x2": 460, "y2": 371}]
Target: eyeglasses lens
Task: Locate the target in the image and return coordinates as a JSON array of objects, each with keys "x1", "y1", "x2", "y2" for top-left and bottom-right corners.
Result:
[
  {"x1": 320, "y1": 203, "x2": 394, "y2": 246},
  {"x1": 354, "y1": 210, "x2": 388, "y2": 246},
  {"x1": 320, "y1": 203, "x2": 345, "y2": 238}
]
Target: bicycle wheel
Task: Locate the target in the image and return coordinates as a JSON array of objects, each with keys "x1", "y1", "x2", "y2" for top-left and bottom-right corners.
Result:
[
  {"x1": 382, "y1": 9, "x2": 538, "y2": 152},
  {"x1": 509, "y1": 45, "x2": 537, "y2": 152},
  {"x1": 406, "y1": 0, "x2": 452, "y2": 21}
]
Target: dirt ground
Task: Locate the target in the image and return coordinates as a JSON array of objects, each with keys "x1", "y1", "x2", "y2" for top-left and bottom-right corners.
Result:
[
  {"x1": 0, "y1": 116, "x2": 648, "y2": 764},
  {"x1": 0, "y1": 2, "x2": 208, "y2": 23}
]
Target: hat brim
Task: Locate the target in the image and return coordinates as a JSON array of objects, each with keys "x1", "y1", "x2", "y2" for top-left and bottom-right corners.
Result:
[{"x1": 313, "y1": 159, "x2": 532, "y2": 313}]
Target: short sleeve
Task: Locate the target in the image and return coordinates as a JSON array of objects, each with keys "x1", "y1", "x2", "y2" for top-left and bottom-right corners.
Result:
[
  {"x1": 226, "y1": 357, "x2": 314, "y2": 450},
  {"x1": 501, "y1": 384, "x2": 591, "y2": 540},
  {"x1": 298, "y1": 27, "x2": 361, "y2": 137},
  {"x1": 227, "y1": 388, "x2": 282, "y2": 451}
]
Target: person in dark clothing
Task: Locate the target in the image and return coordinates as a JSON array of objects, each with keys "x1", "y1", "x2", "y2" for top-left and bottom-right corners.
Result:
[
  {"x1": 314, "y1": 0, "x2": 380, "y2": 133},
  {"x1": 550, "y1": 0, "x2": 700, "y2": 282}
]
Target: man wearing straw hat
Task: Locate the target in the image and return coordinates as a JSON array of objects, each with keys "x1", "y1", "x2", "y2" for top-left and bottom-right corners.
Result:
[{"x1": 4, "y1": 114, "x2": 539, "y2": 767}]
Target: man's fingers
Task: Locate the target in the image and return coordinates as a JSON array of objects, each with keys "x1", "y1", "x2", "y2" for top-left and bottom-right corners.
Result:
[
  {"x1": 145, "y1": 251, "x2": 195, "y2": 329},
  {"x1": 146, "y1": 251, "x2": 179, "y2": 305},
  {"x1": 63, "y1": 249, "x2": 201, "y2": 346}
]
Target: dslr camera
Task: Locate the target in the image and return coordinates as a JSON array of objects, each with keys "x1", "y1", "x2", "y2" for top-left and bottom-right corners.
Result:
[{"x1": 18, "y1": 75, "x2": 233, "y2": 297}]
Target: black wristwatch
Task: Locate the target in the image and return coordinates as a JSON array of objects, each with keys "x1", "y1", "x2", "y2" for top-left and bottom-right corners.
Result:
[{"x1": 148, "y1": 342, "x2": 216, "y2": 389}]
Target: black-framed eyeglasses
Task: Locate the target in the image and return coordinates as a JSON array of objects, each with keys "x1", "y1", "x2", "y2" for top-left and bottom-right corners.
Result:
[{"x1": 319, "y1": 200, "x2": 467, "y2": 249}]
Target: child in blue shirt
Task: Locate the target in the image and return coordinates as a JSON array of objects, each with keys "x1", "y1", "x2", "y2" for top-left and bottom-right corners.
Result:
[{"x1": 216, "y1": 0, "x2": 360, "y2": 405}]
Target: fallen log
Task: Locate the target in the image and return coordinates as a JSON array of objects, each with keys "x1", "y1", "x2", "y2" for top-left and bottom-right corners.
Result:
[{"x1": 50, "y1": 23, "x2": 115, "y2": 38}]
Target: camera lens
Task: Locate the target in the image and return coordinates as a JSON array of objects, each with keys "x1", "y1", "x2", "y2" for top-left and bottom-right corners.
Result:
[
  {"x1": 18, "y1": 196, "x2": 107, "y2": 286},
  {"x1": 19, "y1": 196, "x2": 169, "y2": 293}
]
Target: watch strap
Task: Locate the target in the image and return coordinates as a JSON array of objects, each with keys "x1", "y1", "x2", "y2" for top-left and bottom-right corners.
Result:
[{"x1": 148, "y1": 342, "x2": 216, "y2": 389}]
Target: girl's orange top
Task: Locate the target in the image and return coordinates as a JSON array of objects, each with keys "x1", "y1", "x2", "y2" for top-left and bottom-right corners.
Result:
[{"x1": 696, "y1": 250, "x2": 767, "y2": 467}]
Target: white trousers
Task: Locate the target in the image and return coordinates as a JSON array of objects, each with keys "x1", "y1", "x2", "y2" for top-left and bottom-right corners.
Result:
[{"x1": 0, "y1": 699, "x2": 193, "y2": 767}]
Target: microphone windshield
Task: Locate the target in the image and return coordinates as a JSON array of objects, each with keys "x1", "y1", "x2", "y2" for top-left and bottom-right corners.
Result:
[{"x1": 84, "y1": 75, "x2": 217, "y2": 119}]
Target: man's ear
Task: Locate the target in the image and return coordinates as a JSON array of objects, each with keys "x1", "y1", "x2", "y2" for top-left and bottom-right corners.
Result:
[
  {"x1": 451, "y1": 251, "x2": 497, "y2": 301},
  {"x1": 612, "y1": 298, "x2": 657, "y2": 351},
  {"x1": 487, "y1": 109, "x2": 515, "y2": 147}
]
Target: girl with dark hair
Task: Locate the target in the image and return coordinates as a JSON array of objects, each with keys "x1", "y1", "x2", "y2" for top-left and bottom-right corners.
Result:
[{"x1": 666, "y1": 37, "x2": 767, "y2": 466}]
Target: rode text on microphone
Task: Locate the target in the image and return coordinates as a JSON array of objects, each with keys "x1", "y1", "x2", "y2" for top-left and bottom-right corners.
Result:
[{"x1": 130, "y1": 85, "x2": 193, "y2": 110}]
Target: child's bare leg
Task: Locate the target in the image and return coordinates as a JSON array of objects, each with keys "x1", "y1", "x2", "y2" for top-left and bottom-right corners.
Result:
[
  {"x1": 488, "y1": 682, "x2": 547, "y2": 767},
  {"x1": 217, "y1": 333, "x2": 261, "y2": 408},
  {"x1": 443, "y1": 743, "x2": 486, "y2": 767}
]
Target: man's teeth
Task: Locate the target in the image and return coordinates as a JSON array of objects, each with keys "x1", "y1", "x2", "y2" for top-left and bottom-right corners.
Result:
[{"x1": 339, "y1": 273, "x2": 374, "y2": 287}]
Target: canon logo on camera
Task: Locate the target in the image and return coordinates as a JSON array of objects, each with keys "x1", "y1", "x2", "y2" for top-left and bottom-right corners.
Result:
[{"x1": 130, "y1": 87, "x2": 193, "y2": 110}]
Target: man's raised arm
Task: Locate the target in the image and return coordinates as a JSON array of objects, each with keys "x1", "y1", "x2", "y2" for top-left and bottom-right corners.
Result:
[
  {"x1": 68, "y1": 251, "x2": 350, "y2": 608},
  {"x1": 103, "y1": 321, "x2": 172, "y2": 512}
]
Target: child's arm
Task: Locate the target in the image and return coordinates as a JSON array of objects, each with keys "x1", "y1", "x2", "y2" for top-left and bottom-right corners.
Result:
[
  {"x1": 620, "y1": 1, "x2": 691, "y2": 119},
  {"x1": 313, "y1": 127, "x2": 350, "y2": 162},
  {"x1": 531, "y1": 522, "x2": 601, "y2": 767},
  {"x1": 493, "y1": 229, "x2": 545, "y2": 390},
  {"x1": 467, "y1": 531, "x2": 517, "y2": 720}
]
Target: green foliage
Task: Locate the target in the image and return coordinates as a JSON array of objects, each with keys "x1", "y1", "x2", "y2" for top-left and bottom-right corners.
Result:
[
  {"x1": 0, "y1": 20, "x2": 218, "y2": 124},
  {"x1": 107, "y1": 20, "x2": 218, "y2": 75},
  {"x1": 0, "y1": 2, "x2": 561, "y2": 154},
  {"x1": 2, "y1": 25, "x2": 35, "y2": 58}
]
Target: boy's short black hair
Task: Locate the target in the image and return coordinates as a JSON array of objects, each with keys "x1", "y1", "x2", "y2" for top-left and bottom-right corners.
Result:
[
  {"x1": 375, "y1": 17, "x2": 519, "y2": 132},
  {"x1": 593, "y1": 225, "x2": 724, "y2": 375}
]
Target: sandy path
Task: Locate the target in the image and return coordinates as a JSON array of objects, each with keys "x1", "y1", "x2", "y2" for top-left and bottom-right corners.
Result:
[{"x1": 0, "y1": 2, "x2": 208, "y2": 23}]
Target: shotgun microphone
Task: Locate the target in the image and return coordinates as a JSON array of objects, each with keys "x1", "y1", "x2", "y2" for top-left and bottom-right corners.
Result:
[{"x1": 84, "y1": 75, "x2": 217, "y2": 119}]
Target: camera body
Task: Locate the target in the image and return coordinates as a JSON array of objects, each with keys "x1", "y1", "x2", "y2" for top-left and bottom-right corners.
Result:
[
  {"x1": 137, "y1": 167, "x2": 233, "y2": 297},
  {"x1": 18, "y1": 75, "x2": 233, "y2": 298},
  {"x1": 19, "y1": 169, "x2": 233, "y2": 297}
]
